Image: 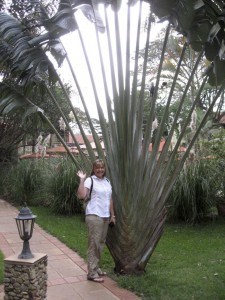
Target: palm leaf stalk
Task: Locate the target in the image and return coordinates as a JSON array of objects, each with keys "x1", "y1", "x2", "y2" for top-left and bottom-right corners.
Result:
[
  {"x1": 0, "y1": 83, "x2": 80, "y2": 167},
  {"x1": 0, "y1": 1, "x2": 106, "y2": 165},
  {"x1": 46, "y1": 15, "x2": 108, "y2": 168},
  {"x1": 59, "y1": 44, "x2": 100, "y2": 166},
  {"x1": 149, "y1": 49, "x2": 205, "y2": 194},
  {"x1": 75, "y1": 26, "x2": 108, "y2": 159},
  {"x1": 93, "y1": 30, "x2": 118, "y2": 175},
  {"x1": 0, "y1": 8, "x2": 94, "y2": 171},
  {"x1": 159, "y1": 82, "x2": 225, "y2": 215},
  {"x1": 148, "y1": 42, "x2": 188, "y2": 177},
  {"x1": 166, "y1": 81, "x2": 225, "y2": 191},
  {"x1": 132, "y1": 3, "x2": 150, "y2": 155},
  {"x1": 0, "y1": 12, "x2": 84, "y2": 168},
  {"x1": 39, "y1": 113, "x2": 80, "y2": 167},
  {"x1": 44, "y1": 57, "x2": 98, "y2": 169},
  {"x1": 105, "y1": 16, "x2": 172, "y2": 273},
  {"x1": 143, "y1": 24, "x2": 171, "y2": 168},
  {"x1": 151, "y1": 75, "x2": 209, "y2": 222},
  {"x1": 33, "y1": 0, "x2": 108, "y2": 170},
  {"x1": 103, "y1": 5, "x2": 120, "y2": 135},
  {"x1": 43, "y1": 82, "x2": 91, "y2": 168},
  {"x1": 122, "y1": 28, "x2": 186, "y2": 264},
  {"x1": 133, "y1": 8, "x2": 153, "y2": 190}
]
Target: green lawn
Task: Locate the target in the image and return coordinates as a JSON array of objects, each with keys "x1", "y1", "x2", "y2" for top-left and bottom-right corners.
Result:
[
  {"x1": 1, "y1": 206, "x2": 224, "y2": 300},
  {"x1": 0, "y1": 250, "x2": 4, "y2": 284},
  {"x1": 115, "y1": 221, "x2": 225, "y2": 300}
]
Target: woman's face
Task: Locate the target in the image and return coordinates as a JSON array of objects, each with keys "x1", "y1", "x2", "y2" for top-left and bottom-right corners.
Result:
[{"x1": 93, "y1": 163, "x2": 105, "y2": 179}]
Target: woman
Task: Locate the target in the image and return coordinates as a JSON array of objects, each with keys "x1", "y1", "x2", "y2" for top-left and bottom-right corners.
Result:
[{"x1": 77, "y1": 159, "x2": 115, "y2": 283}]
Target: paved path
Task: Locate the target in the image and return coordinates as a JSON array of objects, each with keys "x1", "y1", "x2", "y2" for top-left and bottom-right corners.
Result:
[{"x1": 0, "y1": 199, "x2": 140, "y2": 300}]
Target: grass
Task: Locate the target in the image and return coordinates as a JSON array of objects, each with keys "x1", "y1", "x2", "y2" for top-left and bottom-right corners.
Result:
[
  {"x1": 0, "y1": 250, "x2": 3, "y2": 283},
  {"x1": 116, "y1": 222, "x2": 225, "y2": 300},
  {"x1": 1, "y1": 206, "x2": 224, "y2": 300}
]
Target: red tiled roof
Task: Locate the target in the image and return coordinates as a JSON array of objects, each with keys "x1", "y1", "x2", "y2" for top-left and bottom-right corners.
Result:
[
  {"x1": 19, "y1": 153, "x2": 53, "y2": 159},
  {"x1": 149, "y1": 140, "x2": 165, "y2": 152},
  {"x1": 149, "y1": 139, "x2": 186, "y2": 152},
  {"x1": 46, "y1": 146, "x2": 79, "y2": 154},
  {"x1": 219, "y1": 114, "x2": 225, "y2": 124},
  {"x1": 68, "y1": 134, "x2": 95, "y2": 144}
]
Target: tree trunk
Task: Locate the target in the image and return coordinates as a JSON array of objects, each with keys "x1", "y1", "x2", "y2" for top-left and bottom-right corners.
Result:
[
  {"x1": 106, "y1": 207, "x2": 167, "y2": 275},
  {"x1": 216, "y1": 198, "x2": 225, "y2": 217}
]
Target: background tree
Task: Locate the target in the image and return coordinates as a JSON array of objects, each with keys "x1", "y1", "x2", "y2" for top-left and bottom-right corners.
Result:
[
  {"x1": 0, "y1": 115, "x2": 25, "y2": 162},
  {"x1": 140, "y1": 25, "x2": 225, "y2": 148},
  {"x1": 70, "y1": 107, "x2": 102, "y2": 135},
  {"x1": 146, "y1": 0, "x2": 225, "y2": 85}
]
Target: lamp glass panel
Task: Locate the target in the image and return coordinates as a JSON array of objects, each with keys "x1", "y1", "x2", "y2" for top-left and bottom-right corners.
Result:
[
  {"x1": 16, "y1": 219, "x2": 23, "y2": 238},
  {"x1": 16, "y1": 219, "x2": 34, "y2": 239}
]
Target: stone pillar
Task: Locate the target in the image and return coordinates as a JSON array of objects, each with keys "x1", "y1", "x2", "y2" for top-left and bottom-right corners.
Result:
[{"x1": 4, "y1": 253, "x2": 47, "y2": 300}]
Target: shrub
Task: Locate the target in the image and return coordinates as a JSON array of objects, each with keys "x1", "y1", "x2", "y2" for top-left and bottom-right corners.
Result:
[
  {"x1": 0, "y1": 162, "x2": 11, "y2": 199},
  {"x1": 0, "y1": 157, "x2": 83, "y2": 214},
  {"x1": 0, "y1": 250, "x2": 4, "y2": 284},
  {"x1": 168, "y1": 158, "x2": 218, "y2": 223},
  {"x1": 48, "y1": 157, "x2": 83, "y2": 215},
  {"x1": 5, "y1": 159, "x2": 52, "y2": 206}
]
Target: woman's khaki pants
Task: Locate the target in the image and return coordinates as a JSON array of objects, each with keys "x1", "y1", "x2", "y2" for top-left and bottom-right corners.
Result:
[{"x1": 85, "y1": 215, "x2": 109, "y2": 279}]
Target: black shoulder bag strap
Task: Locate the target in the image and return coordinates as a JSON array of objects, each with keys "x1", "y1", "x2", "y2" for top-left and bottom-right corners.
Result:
[{"x1": 89, "y1": 176, "x2": 93, "y2": 198}]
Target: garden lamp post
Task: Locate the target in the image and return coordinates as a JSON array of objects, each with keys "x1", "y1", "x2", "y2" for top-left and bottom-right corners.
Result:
[{"x1": 15, "y1": 203, "x2": 36, "y2": 259}]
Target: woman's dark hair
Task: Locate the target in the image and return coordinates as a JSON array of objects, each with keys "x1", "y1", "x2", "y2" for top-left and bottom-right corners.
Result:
[{"x1": 91, "y1": 159, "x2": 106, "y2": 176}]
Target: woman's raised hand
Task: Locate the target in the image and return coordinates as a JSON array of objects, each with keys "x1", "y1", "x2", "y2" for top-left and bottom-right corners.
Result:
[{"x1": 77, "y1": 170, "x2": 86, "y2": 179}]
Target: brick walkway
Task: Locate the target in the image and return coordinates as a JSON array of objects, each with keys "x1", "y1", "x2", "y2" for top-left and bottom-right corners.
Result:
[{"x1": 0, "y1": 199, "x2": 140, "y2": 300}]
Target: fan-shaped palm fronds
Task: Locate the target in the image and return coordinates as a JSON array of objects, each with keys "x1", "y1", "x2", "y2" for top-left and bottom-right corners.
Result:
[{"x1": 70, "y1": 2, "x2": 224, "y2": 274}]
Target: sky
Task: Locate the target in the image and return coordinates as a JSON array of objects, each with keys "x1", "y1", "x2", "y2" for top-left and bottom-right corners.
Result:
[{"x1": 57, "y1": 2, "x2": 164, "y2": 120}]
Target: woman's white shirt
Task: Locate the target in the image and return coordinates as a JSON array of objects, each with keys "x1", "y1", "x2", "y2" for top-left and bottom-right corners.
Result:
[{"x1": 84, "y1": 175, "x2": 112, "y2": 217}]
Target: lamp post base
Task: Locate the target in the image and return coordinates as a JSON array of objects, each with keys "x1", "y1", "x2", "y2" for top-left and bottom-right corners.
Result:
[
  {"x1": 18, "y1": 240, "x2": 34, "y2": 259},
  {"x1": 4, "y1": 253, "x2": 47, "y2": 300},
  {"x1": 18, "y1": 252, "x2": 34, "y2": 259}
]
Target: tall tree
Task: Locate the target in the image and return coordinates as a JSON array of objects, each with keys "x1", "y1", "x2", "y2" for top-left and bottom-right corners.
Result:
[
  {"x1": 141, "y1": 25, "x2": 225, "y2": 147},
  {"x1": 146, "y1": 0, "x2": 225, "y2": 85},
  {"x1": 0, "y1": 115, "x2": 25, "y2": 162}
]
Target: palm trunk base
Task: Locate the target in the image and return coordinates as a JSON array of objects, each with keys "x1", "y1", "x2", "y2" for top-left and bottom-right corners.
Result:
[
  {"x1": 107, "y1": 207, "x2": 168, "y2": 275},
  {"x1": 113, "y1": 263, "x2": 146, "y2": 275}
]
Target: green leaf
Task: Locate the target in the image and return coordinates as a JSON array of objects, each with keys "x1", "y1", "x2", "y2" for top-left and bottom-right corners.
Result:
[
  {"x1": 187, "y1": 22, "x2": 212, "y2": 52},
  {"x1": 213, "y1": 57, "x2": 225, "y2": 86}
]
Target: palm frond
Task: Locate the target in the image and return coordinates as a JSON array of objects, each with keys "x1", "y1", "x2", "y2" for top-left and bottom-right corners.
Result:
[{"x1": 0, "y1": 12, "x2": 57, "y2": 86}]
